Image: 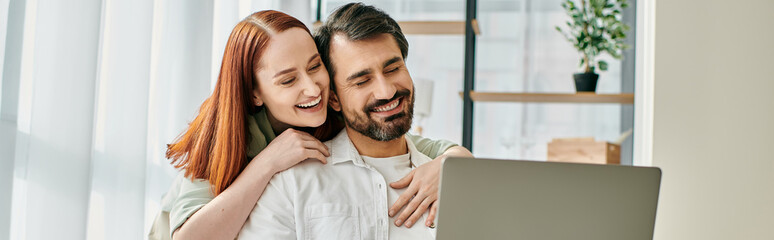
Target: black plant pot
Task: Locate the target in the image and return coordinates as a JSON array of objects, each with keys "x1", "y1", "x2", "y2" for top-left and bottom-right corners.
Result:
[{"x1": 573, "y1": 72, "x2": 599, "y2": 92}]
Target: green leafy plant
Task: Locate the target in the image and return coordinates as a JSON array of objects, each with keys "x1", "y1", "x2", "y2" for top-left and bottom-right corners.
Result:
[{"x1": 556, "y1": 0, "x2": 630, "y2": 73}]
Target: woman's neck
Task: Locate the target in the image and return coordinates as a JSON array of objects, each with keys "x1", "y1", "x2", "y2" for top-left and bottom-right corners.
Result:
[
  {"x1": 265, "y1": 108, "x2": 315, "y2": 136},
  {"x1": 265, "y1": 109, "x2": 291, "y2": 136}
]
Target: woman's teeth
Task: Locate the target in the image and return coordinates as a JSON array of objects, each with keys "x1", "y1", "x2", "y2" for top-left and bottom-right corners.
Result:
[
  {"x1": 296, "y1": 95, "x2": 321, "y2": 108},
  {"x1": 373, "y1": 98, "x2": 400, "y2": 112}
]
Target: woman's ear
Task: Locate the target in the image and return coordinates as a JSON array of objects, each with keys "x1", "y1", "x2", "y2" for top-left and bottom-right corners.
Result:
[
  {"x1": 328, "y1": 92, "x2": 341, "y2": 112},
  {"x1": 252, "y1": 89, "x2": 264, "y2": 106}
]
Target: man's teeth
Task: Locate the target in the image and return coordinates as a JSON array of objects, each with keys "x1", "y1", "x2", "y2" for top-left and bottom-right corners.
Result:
[
  {"x1": 373, "y1": 99, "x2": 400, "y2": 112},
  {"x1": 296, "y1": 96, "x2": 321, "y2": 108}
]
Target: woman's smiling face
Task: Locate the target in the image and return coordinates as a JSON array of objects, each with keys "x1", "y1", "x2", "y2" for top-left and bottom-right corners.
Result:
[{"x1": 253, "y1": 27, "x2": 330, "y2": 130}]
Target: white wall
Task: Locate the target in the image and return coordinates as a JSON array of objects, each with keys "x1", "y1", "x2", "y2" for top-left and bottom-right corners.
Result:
[{"x1": 651, "y1": 0, "x2": 774, "y2": 239}]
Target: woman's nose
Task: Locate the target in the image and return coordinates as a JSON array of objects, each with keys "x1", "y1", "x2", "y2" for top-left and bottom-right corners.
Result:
[{"x1": 300, "y1": 74, "x2": 321, "y2": 97}]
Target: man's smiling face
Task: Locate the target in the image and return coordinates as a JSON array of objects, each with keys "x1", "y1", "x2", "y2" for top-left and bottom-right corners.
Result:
[{"x1": 328, "y1": 33, "x2": 414, "y2": 141}]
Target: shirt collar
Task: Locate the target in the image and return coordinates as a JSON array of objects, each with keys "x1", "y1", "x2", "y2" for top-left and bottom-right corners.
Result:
[{"x1": 326, "y1": 129, "x2": 433, "y2": 167}]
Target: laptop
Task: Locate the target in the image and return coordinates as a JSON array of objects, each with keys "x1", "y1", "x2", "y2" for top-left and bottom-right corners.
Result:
[{"x1": 435, "y1": 157, "x2": 661, "y2": 240}]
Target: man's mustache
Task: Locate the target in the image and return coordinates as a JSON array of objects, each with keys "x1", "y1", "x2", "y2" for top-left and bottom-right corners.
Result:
[{"x1": 364, "y1": 89, "x2": 411, "y2": 111}]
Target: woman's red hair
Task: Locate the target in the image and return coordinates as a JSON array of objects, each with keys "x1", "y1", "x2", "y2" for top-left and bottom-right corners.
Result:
[{"x1": 166, "y1": 11, "x2": 340, "y2": 195}]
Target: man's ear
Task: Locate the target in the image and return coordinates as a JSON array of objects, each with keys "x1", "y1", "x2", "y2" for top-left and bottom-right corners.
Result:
[
  {"x1": 328, "y1": 92, "x2": 341, "y2": 112},
  {"x1": 252, "y1": 89, "x2": 264, "y2": 106}
]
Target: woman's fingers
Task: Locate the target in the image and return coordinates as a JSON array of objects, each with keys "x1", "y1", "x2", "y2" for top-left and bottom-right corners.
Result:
[
  {"x1": 301, "y1": 138, "x2": 330, "y2": 157},
  {"x1": 426, "y1": 201, "x2": 438, "y2": 227},
  {"x1": 303, "y1": 149, "x2": 327, "y2": 164},
  {"x1": 294, "y1": 129, "x2": 322, "y2": 143},
  {"x1": 394, "y1": 190, "x2": 428, "y2": 227},
  {"x1": 404, "y1": 196, "x2": 434, "y2": 228},
  {"x1": 289, "y1": 129, "x2": 329, "y2": 156},
  {"x1": 283, "y1": 129, "x2": 327, "y2": 149},
  {"x1": 259, "y1": 129, "x2": 332, "y2": 173},
  {"x1": 390, "y1": 170, "x2": 414, "y2": 189},
  {"x1": 389, "y1": 183, "x2": 418, "y2": 217}
]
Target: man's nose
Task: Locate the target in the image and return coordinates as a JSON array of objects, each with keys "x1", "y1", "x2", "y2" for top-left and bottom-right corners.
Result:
[{"x1": 373, "y1": 74, "x2": 396, "y2": 100}]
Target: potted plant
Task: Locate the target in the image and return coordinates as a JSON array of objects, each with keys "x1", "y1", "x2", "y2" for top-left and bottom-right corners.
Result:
[{"x1": 556, "y1": 0, "x2": 630, "y2": 92}]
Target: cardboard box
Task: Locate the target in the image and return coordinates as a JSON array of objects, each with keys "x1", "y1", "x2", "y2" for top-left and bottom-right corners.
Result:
[{"x1": 547, "y1": 137, "x2": 620, "y2": 165}]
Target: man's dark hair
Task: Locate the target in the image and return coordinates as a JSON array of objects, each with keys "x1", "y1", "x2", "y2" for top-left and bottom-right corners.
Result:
[{"x1": 314, "y1": 2, "x2": 409, "y2": 89}]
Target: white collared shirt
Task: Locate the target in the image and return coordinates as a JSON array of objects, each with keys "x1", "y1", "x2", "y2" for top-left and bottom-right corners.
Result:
[
  {"x1": 361, "y1": 153, "x2": 434, "y2": 240},
  {"x1": 238, "y1": 130, "x2": 436, "y2": 240}
]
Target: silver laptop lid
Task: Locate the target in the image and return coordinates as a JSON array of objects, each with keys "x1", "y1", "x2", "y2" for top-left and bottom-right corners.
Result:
[{"x1": 436, "y1": 157, "x2": 661, "y2": 240}]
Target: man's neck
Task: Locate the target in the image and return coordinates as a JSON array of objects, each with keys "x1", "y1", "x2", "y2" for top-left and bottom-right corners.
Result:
[{"x1": 345, "y1": 127, "x2": 408, "y2": 158}]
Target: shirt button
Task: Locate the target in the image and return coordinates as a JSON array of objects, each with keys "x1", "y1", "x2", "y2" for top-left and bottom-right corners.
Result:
[{"x1": 378, "y1": 184, "x2": 382, "y2": 189}]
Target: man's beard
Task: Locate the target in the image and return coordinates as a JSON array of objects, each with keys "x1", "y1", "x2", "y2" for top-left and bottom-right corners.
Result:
[{"x1": 342, "y1": 88, "x2": 414, "y2": 141}]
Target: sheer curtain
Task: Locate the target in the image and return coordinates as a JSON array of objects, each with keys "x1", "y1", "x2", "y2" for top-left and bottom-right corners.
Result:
[{"x1": 0, "y1": 1, "x2": 311, "y2": 239}]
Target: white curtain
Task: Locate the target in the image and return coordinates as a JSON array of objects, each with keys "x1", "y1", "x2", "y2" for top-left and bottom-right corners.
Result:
[{"x1": 0, "y1": 1, "x2": 311, "y2": 239}]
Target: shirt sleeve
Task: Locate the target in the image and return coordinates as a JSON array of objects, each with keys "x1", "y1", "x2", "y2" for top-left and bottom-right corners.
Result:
[
  {"x1": 406, "y1": 133, "x2": 459, "y2": 158},
  {"x1": 168, "y1": 176, "x2": 215, "y2": 238},
  {"x1": 238, "y1": 172, "x2": 297, "y2": 239}
]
